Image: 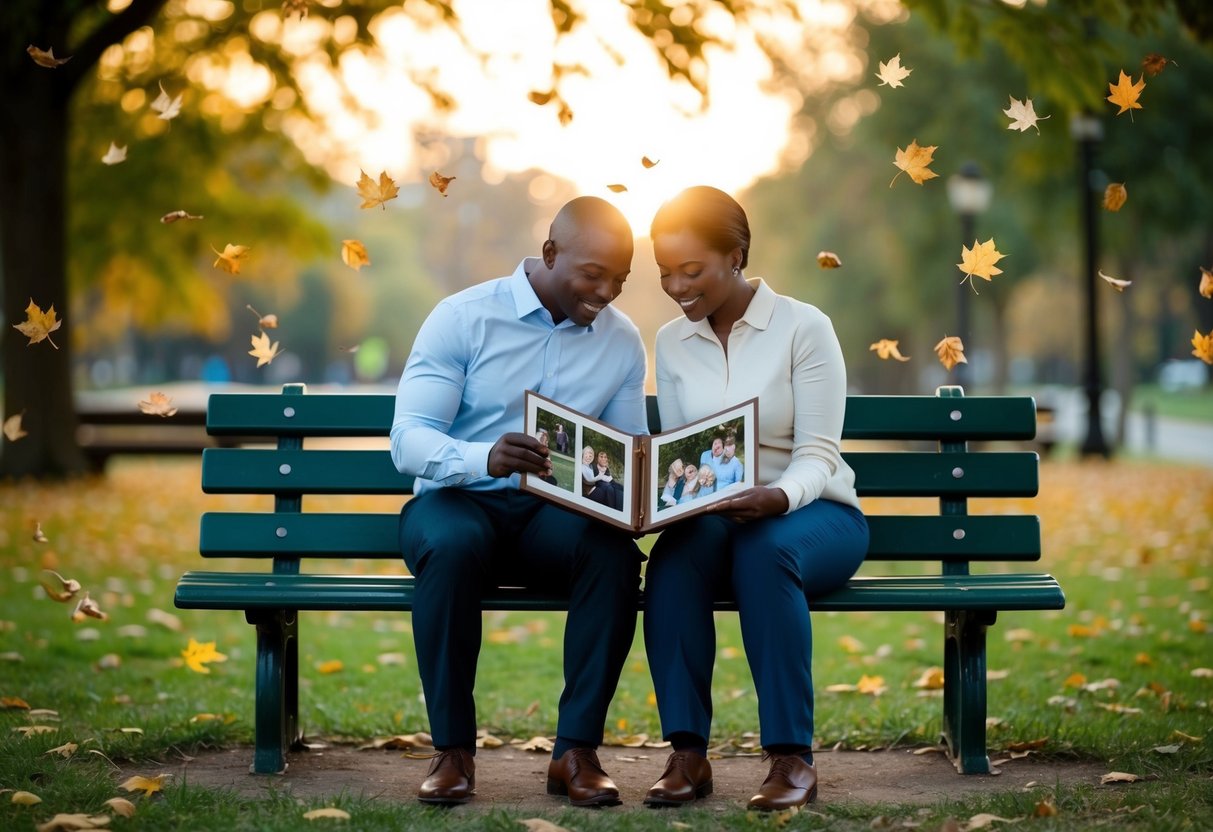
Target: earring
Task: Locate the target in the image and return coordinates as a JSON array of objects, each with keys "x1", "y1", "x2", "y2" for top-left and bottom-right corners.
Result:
[{"x1": 732, "y1": 266, "x2": 741, "y2": 277}]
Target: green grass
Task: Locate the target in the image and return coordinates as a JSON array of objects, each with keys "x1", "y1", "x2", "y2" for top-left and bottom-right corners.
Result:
[
  {"x1": 1131, "y1": 384, "x2": 1213, "y2": 424},
  {"x1": 2, "y1": 457, "x2": 1211, "y2": 829}
]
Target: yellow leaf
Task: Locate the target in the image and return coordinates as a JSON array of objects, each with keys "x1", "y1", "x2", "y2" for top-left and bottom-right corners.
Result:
[
  {"x1": 646, "y1": 691, "x2": 657, "y2": 706},
  {"x1": 963, "y1": 814, "x2": 1017, "y2": 830},
  {"x1": 150, "y1": 82, "x2": 183, "y2": 121},
  {"x1": 1003, "y1": 96, "x2": 1050, "y2": 133},
  {"x1": 181, "y1": 638, "x2": 227, "y2": 674},
  {"x1": 34, "y1": 522, "x2": 49, "y2": 543},
  {"x1": 837, "y1": 635, "x2": 864, "y2": 653},
  {"x1": 1134, "y1": 652, "x2": 1152, "y2": 666},
  {"x1": 13, "y1": 299, "x2": 62, "y2": 348},
  {"x1": 103, "y1": 798, "x2": 136, "y2": 818},
  {"x1": 138, "y1": 392, "x2": 178, "y2": 418},
  {"x1": 13, "y1": 725, "x2": 57, "y2": 736},
  {"x1": 517, "y1": 736, "x2": 554, "y2": 752},
  {"x1": 4, "y1": 413, "x2": 29, "y2": 442},
  {"x1": 641, "y1": 156, "x2": 660, "y2": 168},
  {"x1": 100, "y1": 143, "x2": 127, "y2": 166},
  {"x1": 27, "y1": 46, "x2": 71, "y2": 68},
  {"x1": 870, "y1": 339, "x2": 910, "y2": 362},
  {"x1": 428, "y1": 171, "x2": 455, "y2": 197},
  {"x1": 357, "y1": 169, "x2": 399, "y2": 210},
  {"x1": 557, "y1": 101, "x2": 574, "y2": 125},
  {"x1": 316, "y1": 660, "x2": 344, "y2": 674},
  {"x1": 934, "y1": 335, "x2": 967, "y2": 372},
  {"x1": 35, "y1": 814, "x2": 111, "y2": 832},
  {"x1": 211, "y1": 243, "x2": 249, "y2": 275},
  {"x1": 1098, "y1": 271, "x2": 1131, "y2": 292},
  {"x1": 957, "y1": 238, "x2": 1006, "y2": 289},
  {"x1": 71, "y1": 593, "x2": 108, "y2": 623},
  {"x1": 816, "y1": 251, "x2": 842, "y2": 269},
  {"x1": 1063, "y1": 672, "x2": 1087, "y2": 688},
  {"x1": 890, "y1": 139, "x2": 938, "y2": 187},
  {"x1": 341, "y1": 240, "x2": 371, "y2": 271},
  {"x1": 159, "y1": 209, "x2": 203, "y2": 223},
  {"x1": 11, "y1": 790, "x2": 41, "y2": 805},
  {"x1": 527, "y1": 90, "x2": 554, "y2": 105},
  {"x1": 912, "y1": 667, "x2": 945, "y2": 690},
  {"x1": 875, "y1": 53, "x2": 912, "y2": 88},
  {"x1": 607, "y1": 184, "x2": 628, "y2": 193},
  {"x1": 1, "y1": 696, "x2": 30, "y2": 709},
  {"x1": 857, "y1": 674, "x2": 886, "y2": 695},
  {"x1": 1067, "y1": 623, "x2": 1096, "y2": 638},
  {"x1": 1192, "y1": 330, "x2": 1213, "y2": 365},
  {"x1": 248, "y1": 332, "x2": 282, "y2": 368},
  {"x1": 119, "y1": 773, "x2": 169, "y2": 796},
  {"x1": 1100, "y1": 771, "x2": 1141, "y2": 784},
  {"x1": 1199, "y1": 267, "x2": 1213, "y2": 299},
  {"x1": 1171, "y1": 730, "x2": 1203, "y2": 743},
  {"x1": 476, "y1": 732, "x2": 504, "y2": 749},
  {"x1": 39, "y1": 569, "x2": 82, "y2": 602},
  {"x1": 45, "y1": 742, "x2": 78, "y2": 758},
  {"x1": 1104, "y1": 183, "x2": 1127, "y2": 211},
  {"x1": 1107, "y1": 70, "x2": 1145, "y2": 117},
  {"x1": 302, "y1": 807, "x2": 350, "y2": 820}
]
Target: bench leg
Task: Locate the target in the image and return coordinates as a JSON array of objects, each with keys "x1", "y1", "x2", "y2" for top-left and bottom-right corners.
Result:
[
  {"x1": 942, "y1": 610, "x2": 996, "y2": 774},
  {"x1": 246, "y1": 610, "x2": 300, "y2": 774}
]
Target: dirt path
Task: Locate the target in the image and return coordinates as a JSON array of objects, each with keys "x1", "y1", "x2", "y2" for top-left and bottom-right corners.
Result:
[{"x1": 135, "y1": 745, "x2": 1110, "y2": 812}]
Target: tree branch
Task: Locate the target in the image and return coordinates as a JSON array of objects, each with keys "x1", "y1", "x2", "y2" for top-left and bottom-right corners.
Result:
[{"x1": 60, "y1": 0, "x2": 168, "y2": 93}]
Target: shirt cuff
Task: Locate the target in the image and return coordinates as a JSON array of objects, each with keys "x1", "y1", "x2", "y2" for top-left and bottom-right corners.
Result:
[
  {"x1": 464, "y1": 441, "x2": 493, "y2": 481},
  {"x1": 770, "y1": 479, "x2": 806, "y2": 515}
]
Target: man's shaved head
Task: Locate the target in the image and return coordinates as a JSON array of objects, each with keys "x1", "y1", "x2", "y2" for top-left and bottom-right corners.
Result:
[{"x1": 548, "y1": 197, "x2": 632, "y2": 247}]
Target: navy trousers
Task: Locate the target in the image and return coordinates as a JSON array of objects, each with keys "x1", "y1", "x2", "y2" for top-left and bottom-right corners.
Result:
[
  {"x1": 643, "y1": 498, "x2": 869, "y2": 749},
  {"x1": 399, "y1": 488, "x2": 643, "y2": 749}
]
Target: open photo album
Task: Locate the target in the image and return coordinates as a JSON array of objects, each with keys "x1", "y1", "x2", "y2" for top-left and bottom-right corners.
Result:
[{"x1": 520, "y1": 390, "x2": 758, "y2": 534}]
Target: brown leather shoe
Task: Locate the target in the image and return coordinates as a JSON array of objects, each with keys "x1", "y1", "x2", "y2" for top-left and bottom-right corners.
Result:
[
  {"x1": 747, "y1": 753, "x2": 817, "y2": 811},
  {"x1": 418, "y1": 748, "x2": 475, "y2": 805},
  {"x1": 546, "y1": 747, "x2": 622, "y2": 807},
  {"x1": 643, "y1": 750, "x2": 713, "y2": 807}
]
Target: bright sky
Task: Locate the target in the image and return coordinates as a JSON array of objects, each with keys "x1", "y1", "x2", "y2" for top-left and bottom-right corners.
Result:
[{"x1": 262, "y1": 0, "x2": 874, "y2": 233}]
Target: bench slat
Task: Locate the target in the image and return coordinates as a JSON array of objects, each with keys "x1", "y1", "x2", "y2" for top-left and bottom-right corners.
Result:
[
  {"x1": 207, "y1": 393, "x2": 1037, "y2": 441},
  {"x1": 175, "y1": 571, "x2": 1065, "y2": 613},
  {"x1": 201, "y1": 449, "x2": 1037, "y2": 497},
  {"x1": 200, "y1": 512, "x2": 1041, "y2": 562}
]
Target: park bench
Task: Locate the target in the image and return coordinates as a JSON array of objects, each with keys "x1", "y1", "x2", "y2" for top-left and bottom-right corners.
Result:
[{"x1": 174, "y1": 383, "x2": 1065, "y2": 777}]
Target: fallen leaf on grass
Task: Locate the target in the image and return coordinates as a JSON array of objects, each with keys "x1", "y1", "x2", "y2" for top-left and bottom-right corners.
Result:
[
  {"x1": 146, "y1": 609, "x2": 182, "y2": 631},
  {"x1": 912, "y1": 667, "x2": 944, "y2": 690},
  {"x1": 1152, "y1": 744, "x2": 1181, "y2": 754},
  {"x1": 11, "y1": 790, "x2": 41, "y2": 805},
  {"x1": 34, "y1": 814, "x2": 110, "y2": 832},
  {"x1": 13, "y1": 726, "x2": 57, "y2": 736},
  {"x1": 181, "y1": 638, "x2": 227, "y2": 674},
  {"x1": 963, "y1": 814, "x2": 1018, "y2": 830},
  {"x1": 95, "y1": 654, "x2": 121, "y2": 670},
  {"x1": 45, "y1": 742, "x2": 78, "y2": 758},
  {"x1": 357, "y1": 733, "x2": 432, "y2": 751},
  {"x1": 1192, "y1": 668, "x2": 1213, "y2": 678},
  {"x1": 1171, "y1": 730, "x2": 1203, "y2": 742},
  {"x1": 138, "y1": 393, "x2": 177, "y2": 417},
  {"x1": 4, "y1": 414, "x2": 28, "y2": 442},
  {"x1": 13, "y1": 299, "x2": 62, "y2": 348},
  {"x1": 29, "y1": 709, "x2": 59, "y2": 719},
  {"x1": 302, "y1": 807, "x2": 350, "y2": 820},
  {"x1": 120, "y1": 773, "x2": 169, "y2": 796},
  {"x1": 315, "y1": 660, "x2": 343, "y2": 674},
  {"x1": 518, "y1": 819, "x2": 570, "y2": 832},
  {"x1": 1, "y1": 696, "x2": 30, "y2": 709},
  {"x1": 103, "y1": 798, "x2": 136, "y2": 818},
  {"x1": 516, "y1": 736, "x2": 554, "y2": 752},
  {"x1": 39, "y1": 570, "x2": 82, "y2": 602},
  {"x1": 1100, "y1": 771, "x2": 1141, "y2": 784},
  {"x1": 1032, "y1": 799, "x2": 1058, "y2": 817}
]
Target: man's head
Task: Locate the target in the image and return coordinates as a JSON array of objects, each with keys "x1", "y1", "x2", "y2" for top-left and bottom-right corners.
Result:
[
  {"x1": 710, "y1": 437, "x2": 723, "y2": 457},
  {"x1": 531, "y1": 197, "x2": 633, "y2": 326},
  {"x1": 723, "y1": 433, "x2": 737, "y2": 460}
]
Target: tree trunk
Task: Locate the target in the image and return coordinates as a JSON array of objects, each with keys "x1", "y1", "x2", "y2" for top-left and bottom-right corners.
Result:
[{"x1": 0, "y1": 68, "x2": 86, "y2": 478}]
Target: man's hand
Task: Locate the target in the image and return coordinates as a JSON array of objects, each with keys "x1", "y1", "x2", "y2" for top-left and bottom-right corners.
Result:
[
  {"x1": 487, "y1": 433, "x2": 552, "y2": 479},
  {"x1": 706, "y1": 486, "x2": 789, "y2": 522}
]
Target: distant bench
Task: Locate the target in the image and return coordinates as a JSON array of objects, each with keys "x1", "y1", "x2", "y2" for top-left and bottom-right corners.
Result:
[
  {"x1": 174, "y1": 383, "x2": 1065, "y2": 776},
  {"x1": 76, "y1": 407, "x2": 260, "y2": 470}
]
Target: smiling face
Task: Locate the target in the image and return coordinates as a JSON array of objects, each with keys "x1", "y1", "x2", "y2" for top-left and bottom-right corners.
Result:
[
  {"x1": 683, "y1": 463, "x2": 698, "y2": 483},
  {"x1": 710, "y1": 437, "x2": 723, "y2": 457},
  {"x1": 597, "y1": 451, "x2": 610, "y2": 469},
  {"x1": 723, "y1": 440, "x2": 736, "y2": 461},
  {"x1": 653, "y1": 228, "x2": 742, "y2": 324},
  {"x1": 582, "y1": 446, "x2": 595, "y2": 465}
]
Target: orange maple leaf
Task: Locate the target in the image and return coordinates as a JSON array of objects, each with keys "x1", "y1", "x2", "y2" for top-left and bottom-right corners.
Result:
[
  {"x1": 1193, "y1": 330, "x2": 1213, "y2": 365},
  {"x1": 1104, "y1": 183, "x2": 1127, "y2": 212},
  {"x1": 428, "y1": 171, "x2": 455, "y2": 197},
  {"x1": 1107, "y1": 70, "x2": 1145, "y2": 117},
  {"x1": 357, "y1": 169, "x2": 399, "y2": 210},
  {"x1": 211, "y1": 244, "x2": 249, "y2": 275},
  {"x1": 1198, "y1": 267, "x2": 1212, "y2": 299},
  {"x1": 957, "y1": 238, "x2": 1006, "y2": 292},
  {"x1": 869, "y1": 339, "x2": 910, "y2": 361},
  {"x1": 341, "y1": 239, "x2": 371, "y2": 271},
  {"x1": 890, "y1": 139, "x2": 938, "y2": 187},
  {"x1": 138, "y1": 392, "x2": 178, "y2": 417},
  {"x1": 13, "y1": 299, "x2": 62, "y2": 349},
  {"x1": 935, "y1": 335, "x2": 967, "y2": 371}
]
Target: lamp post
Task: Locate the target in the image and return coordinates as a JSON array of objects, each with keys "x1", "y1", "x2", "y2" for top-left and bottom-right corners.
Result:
[
  {"x1": 946, "y1": 162, "x2": 994, "y2": 390},
  {"x1": 1070, "y1": 111, "x2": 1110, "y2": 458}
]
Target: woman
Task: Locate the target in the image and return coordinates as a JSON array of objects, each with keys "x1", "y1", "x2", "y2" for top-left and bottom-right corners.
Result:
[
  {"x1": 642, "y1": 186, "x2": 868, "y2": 811},
  {"x1": 660, "y1": 458, "x2": 685, "y2": 507},
  {"x1": 533, "y1": 429, "x2": 559, "y2": 486},
  {"x1": 695, "y1": 465, "x2": 716, "y2": 499},
  {"x1": 675, "y1": 462, "x2": 700, "y2": 505},
  {"x1": 594, "y1": 450, "x2": 625, "y2": 510}
]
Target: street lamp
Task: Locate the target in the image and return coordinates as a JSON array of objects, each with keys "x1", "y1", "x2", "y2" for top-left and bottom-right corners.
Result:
[
  {"x1": 1069, "y1": 111, "x2": 1110, "y2": 458},
  {"x1": 947, "y1": 161, "x2": 994, "y2": 390}
]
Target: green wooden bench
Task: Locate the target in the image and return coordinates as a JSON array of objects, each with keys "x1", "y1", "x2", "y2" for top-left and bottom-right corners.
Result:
[{"x1": 174, "y1": 383, "x2": 1064, "y2": 776}]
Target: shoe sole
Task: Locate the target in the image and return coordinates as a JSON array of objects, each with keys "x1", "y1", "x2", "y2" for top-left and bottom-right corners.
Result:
[
  {"x1": 546, "y1": 777, "x2": 623, "y2": 807},
  {"x1": 643, "y1": 780, "x2": 714, "y2": 807},
  {"x1": 417, "y1": 794, "x2": 473, "y2": 806},
  {"x1": 747, "y1": 784, "x2": 817, "y2": 811}
]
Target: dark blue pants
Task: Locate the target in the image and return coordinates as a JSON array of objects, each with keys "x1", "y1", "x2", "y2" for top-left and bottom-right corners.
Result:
[
  {"x1": 643, "y1": 499, "x2": 868, "y2": 749},
  {"x1": 399, "y1": 488, "x2": 643, "y2": 749}
]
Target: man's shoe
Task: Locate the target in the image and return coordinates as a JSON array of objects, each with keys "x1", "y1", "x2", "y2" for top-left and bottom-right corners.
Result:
[
  {"x1": 747, "y1": 753, "x2": 817, "y2": 811},
  {"x1": 546, "y1": 747, "x2": 622, "y2": 807},
  {"x1": 418, "y1": 748, "x2": 475, "y2": 805},
  {"x1": 643, "y1": 750, "x2": 713, "y2": 807}
]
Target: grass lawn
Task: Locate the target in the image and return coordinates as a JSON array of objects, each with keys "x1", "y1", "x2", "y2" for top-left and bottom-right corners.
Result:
[
  {"x1": 1131, "y1": 384, "x2": 1213, "y2": 424},
  {"x1": 2, "y1": 457, "x2": 1211, "y2": 830}
]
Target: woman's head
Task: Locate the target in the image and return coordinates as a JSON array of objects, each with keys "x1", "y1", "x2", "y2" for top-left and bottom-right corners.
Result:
[
  {"x1": 581, "y1": 446, "x2": 594, "y2": 464},
  {"x1": 534, "y1": 428, "x2": 549, "y2": 446},
  {"x1": 683, "y1": 463, "x2": 698, "y2": 482},
  {"x1": 699, "y1": 466, "x2": 716, "y2": 487},
  {"x1": 651, "y1": 186, "x2": 750, "y2": 269},
  {"x1": 668, "y1": 458, "x2": 684, "y2": 478}
]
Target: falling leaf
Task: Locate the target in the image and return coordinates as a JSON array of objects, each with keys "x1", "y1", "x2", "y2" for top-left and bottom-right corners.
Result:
[
  {"x1": 517, "y1": 736, "x2": 554, "y2": 752},
  {"x1": 1003, "y1": 96, "x2": 1050, "y2": 133},
  {"x1": 103, "y1": 798, "x2": 136, "y2": 818},
  {"x1": 607, "y1": 184, "x2": 628, "y2": 193},
  {"x1": 27, "y1": 46, "x2": 70, "y2": 68},
  {"x1": 11, "y1": 790, "x2": 41, "y2": 805},
  {"x1": 557, "y1": 101, "x2": 574, "y2": 125},
  {"x1": 341, "y1": 240, "x2": 371, "y2": 271},
  {"x1": 39, "y1": 570, "x2": 82, "y2": 602},
  {"x1": 13, "y1": 299, "x2": 63, "y2": 348},
  {"x1": 3, "y1": 413, "x2": 28, "y2": 442},
  {"x1": 357, "y1": 170, "x2": 399, "y2": 210},
  {"x1": 159, "y1": 210, "x2": 203, "y2": 223},
  {"x1": 303, "y1": 807, "x2": 350, "y2": 820},
  {"x1": 890, "y1": 139, "x2": 939, "y2": 187},
  {"x1": 1104, "y1": 183, "x2": 1127, "y2": 212},
  {"x1": 1141, "y1": 53, "x2": 1174, "y2": 76},
  {"x1": 100, "y1": 143, "x2": 127, "y2": 166},
  {"x1": 935, "y1": 336, "x2": 967, "y2": 371},
  {"x1": 870, "y1": 339, "x2": 911, "y2": 362},
  {"x1": 1098, "y1": 271, "x2": 1132, "y2": 292},
  {"x1": 428, "y1": 171, "x2": 455, "y2": 197},
  {"x1": 527, "y1": 90, "x2": 554, "y2": 105},
  {"x1": 1, "y1": 696, "x2": 30, "y2": 709},
  {"x1": 316, "y1": 660, "x2": 344, "y2": 674},
  {"x1": 245, "y1": 305, "x2": 278, "y2": 329},
  {"x1": 1107, "y1": 71, "x2": 1145, "y2": 117},
  {"x1": 641, "y1": 156, "x2": 660, "y2": 168},
  {"x1": 1100, "y1": 771, "x2": 1141, "y2": 784},
  {"x1": 150, "y1": 82, "x2": 183, "y2": 121},
  {"x1": 1198, "y1": 267, "x2": 1212, "y2": 299},
  {"x1": 34, "y1": 522, "x2": 49, "y2": 543},
  {"x1": 120, "y1": 773, "x2": 169, "y2": 796},
  {"x1": 912, "y1": 667, "x2": 945, "y2": 689},
  {"x1": 1192, "y1": 329, "x2": 1213, "y2": 364},
  {"x1": 138, "y1": 392, "x2": 178, "y2": 418},
  {"x1": 35, "y1": 814, "x2": 111, "y2": 832},
  {"x1": 248, "y1": 332, "x2": 282, "y2": 368},
  {"x1": 211, "y1": 243, "x2": 250, "y2": 275},
  {"x1": 181, "y1": 638, "x2": 228, "y2": 674},
  {"x1": 816, "y1": 251, "x2": 842, "y2": 269},
  {"x1": 71, "y1": 593, "x2": 108, "y2": 622},
  {"x1": 957, "y1": 239, "x2": 1006, "y2": 290},
  {"x1": 519, "y1": 820, "x2": 570, "y2": 832},
  {"x1": 45, "y1": 742, "x2": 78, "y2": 758},
  {"x1": 875, "y1": 54, "x2": 912, "y2": 88},
  {"x1": 281, "y1": 0, "x2": 309, "y2": 19}
]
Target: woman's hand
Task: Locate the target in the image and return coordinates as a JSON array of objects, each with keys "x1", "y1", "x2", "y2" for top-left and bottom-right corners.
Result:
[{"x1": 706, "y1": 486, "x2": 789, "y2": 521}]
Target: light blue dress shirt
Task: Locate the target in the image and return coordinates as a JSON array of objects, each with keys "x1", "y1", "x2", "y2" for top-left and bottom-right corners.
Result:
[
  {"x1": 391, "y1": 258, "x2": 648, "y2": 494},
  {"x1": 712, "y1": 455, "x2": 744, "y2": 489}
]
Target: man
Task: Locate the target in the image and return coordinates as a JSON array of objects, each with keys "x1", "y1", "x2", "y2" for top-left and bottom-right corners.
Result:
[
  {"x1": 713, "y1": 433, "x2": 744, "y2": 489},
  {"x1": 391, "y1": 196, "x2": 647, "y2": 807},
  {"x1": 698, "y1": 435, "x2": 724, "y2": 473}
]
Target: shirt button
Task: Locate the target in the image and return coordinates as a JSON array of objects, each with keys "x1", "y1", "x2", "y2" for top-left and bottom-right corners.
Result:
[{"x1": 546, "y1": 372, "x2": 553, "y2": 378}]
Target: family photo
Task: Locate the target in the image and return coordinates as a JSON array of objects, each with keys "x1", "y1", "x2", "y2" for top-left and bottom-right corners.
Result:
[{"x1": 654, "y1": 419, "x2": 748, "y2": 512}]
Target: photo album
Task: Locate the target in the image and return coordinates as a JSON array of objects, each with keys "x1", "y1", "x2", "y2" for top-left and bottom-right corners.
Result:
[{"x1": 520, "y1": 390, "x2": 758, "y2": 534}]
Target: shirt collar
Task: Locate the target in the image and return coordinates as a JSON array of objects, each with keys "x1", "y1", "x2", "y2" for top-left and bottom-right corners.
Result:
[
  {"x1": 680, "y1": 277, "x2": 777, "y2": 340},
  {"x1": 509, "y1": 257, "x2": 546, "y2": 321}
]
